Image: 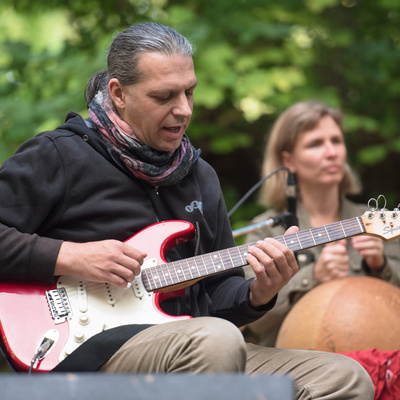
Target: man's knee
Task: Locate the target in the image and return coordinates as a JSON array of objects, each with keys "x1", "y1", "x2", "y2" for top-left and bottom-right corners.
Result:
[
  {"x1": 305, "y1": 352, "x2": 375, "y2": 399},
  {"x1": 336, "y1": 354, "x2": 375, "y2": 396},
  {"x1": 187, "y1": 317, "x2": 247, "y2": 372}
]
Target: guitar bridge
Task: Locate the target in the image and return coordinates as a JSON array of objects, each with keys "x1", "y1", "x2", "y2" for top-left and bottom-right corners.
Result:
[{"x1": 45, "y1": 287, "x2": 72, "y2": 324}]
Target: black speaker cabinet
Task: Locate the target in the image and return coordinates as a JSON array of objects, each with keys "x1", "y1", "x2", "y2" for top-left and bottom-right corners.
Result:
[{"x1": 0, "y1": 372, "x2": 294, "y2": 400}]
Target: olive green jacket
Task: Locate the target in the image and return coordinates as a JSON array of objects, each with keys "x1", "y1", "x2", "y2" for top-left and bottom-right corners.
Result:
[{"x1": 244, "y1": 197, "x2": 400, "y2": 346}]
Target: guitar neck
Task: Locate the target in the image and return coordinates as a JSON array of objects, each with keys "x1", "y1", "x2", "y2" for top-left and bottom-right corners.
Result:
[{"x1": 142, "y1": 216, "x2": 365, "y2": 292}]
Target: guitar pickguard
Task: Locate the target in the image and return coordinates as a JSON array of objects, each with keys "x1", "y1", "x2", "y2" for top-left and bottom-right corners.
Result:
[{"x1": 56, "y1": 257, "x2": 187, "y2": 362}]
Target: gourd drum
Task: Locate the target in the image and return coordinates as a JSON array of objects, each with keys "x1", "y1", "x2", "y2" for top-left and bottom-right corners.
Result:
[{"x1": 276, "y1": 276, "x2": 400, "y2": 352}]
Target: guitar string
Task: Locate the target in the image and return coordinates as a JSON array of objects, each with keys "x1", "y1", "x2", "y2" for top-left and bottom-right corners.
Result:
[{"x1": 54, "y1": 216, "x2": 368, "y2": 307}]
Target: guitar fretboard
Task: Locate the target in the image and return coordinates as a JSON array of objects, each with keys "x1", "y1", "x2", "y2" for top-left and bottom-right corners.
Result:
[{"x1": 141, "y1": 216, "x2": 366, "y2": 292}]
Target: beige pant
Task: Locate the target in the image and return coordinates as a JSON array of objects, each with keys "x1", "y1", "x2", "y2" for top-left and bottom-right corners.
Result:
[{"x1": 100, "y1": 317, "x2": 374, "y2": 400}]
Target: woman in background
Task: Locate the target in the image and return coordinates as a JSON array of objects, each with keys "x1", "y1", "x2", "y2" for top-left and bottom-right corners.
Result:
[{"x1": 244, "y1": 100, "x2": 400, "y2": 346}]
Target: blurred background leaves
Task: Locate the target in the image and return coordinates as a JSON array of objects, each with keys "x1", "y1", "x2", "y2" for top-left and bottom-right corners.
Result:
[{"x1": 1, "y1": 0, "x2": 400, "y2": 234}]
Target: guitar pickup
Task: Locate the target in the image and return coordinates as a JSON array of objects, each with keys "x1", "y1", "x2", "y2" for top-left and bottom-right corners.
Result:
[{"x1": 45, "y1": 287, "x2": 72, "y2": 324}]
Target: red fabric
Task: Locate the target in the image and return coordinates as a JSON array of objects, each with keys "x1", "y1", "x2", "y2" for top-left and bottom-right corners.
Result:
[{"x1": 340, "y1": 349, "x2": 400, "y2": 400}]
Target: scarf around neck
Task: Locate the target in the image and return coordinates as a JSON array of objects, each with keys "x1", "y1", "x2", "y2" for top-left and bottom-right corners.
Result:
[{"x1": 88, "y1": 91, "x2": 201, "y2": 187}]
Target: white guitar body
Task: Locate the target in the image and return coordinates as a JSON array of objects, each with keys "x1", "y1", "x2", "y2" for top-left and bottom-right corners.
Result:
[
  {"x1": 52, "y1": 220, "x2": 195, "y2": 363},
  {"x1": 56, "y1": 262, "x2": 188, "y2": 362}
]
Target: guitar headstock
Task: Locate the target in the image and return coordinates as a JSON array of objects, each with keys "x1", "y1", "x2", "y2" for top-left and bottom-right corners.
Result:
[{"x1": 361, "y1": 197, "x2": 400, "y2": 241}]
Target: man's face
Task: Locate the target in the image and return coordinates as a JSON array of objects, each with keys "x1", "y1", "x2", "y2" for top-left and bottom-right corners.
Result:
[{"x1": 110, "y1": 52, "x2": 197, "y2": 152}]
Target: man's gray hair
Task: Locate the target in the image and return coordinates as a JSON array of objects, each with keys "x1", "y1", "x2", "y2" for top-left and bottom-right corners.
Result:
[{"x1": 85, "y1": 22, "x2": 194, "y2": 104}]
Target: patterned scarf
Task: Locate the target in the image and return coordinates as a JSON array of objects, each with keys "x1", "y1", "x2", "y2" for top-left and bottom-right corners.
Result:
[{"x1": 88, "y1": 91, "x2": 201, "y2": 187}]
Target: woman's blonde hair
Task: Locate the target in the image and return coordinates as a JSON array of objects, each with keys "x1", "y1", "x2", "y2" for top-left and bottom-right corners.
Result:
[{"x1": 259, "y1": 101, "x2": 361, "y2": 212}]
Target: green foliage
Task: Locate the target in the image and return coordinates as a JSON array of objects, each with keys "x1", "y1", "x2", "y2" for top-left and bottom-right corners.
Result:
[{"x1": 1, "y1": 0, "x2": 400, "y2": 230}]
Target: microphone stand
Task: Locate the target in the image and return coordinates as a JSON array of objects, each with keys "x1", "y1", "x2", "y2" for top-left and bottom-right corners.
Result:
[
  {"x1": 284, "y1": 170, "x2": 298, "y2": 229},
  {"x1": 228, "y1": 166, "x2": 298, "y2": 238}
]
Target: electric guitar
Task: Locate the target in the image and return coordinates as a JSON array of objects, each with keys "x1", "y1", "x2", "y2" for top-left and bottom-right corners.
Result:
[{"x1": 1, "y1": 209, "x2": 400, "y2": 373}]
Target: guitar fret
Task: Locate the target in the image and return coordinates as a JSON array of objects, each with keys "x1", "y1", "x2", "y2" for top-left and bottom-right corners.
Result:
[
  {"x1": 157, "y1": 265, "x2": 168, "y2": 286},
  {"x1": 310, "y1": 230, "x2": 317, "y2": 246},
  {"x1": 148, "y1": 267, "x2": 161, "y2": 290},
  {"x1": 151, "y1": 267, "x2": 161, "y2": 289},
  {"x1": 208, "y1": 253, "x2": 218, "y2": 271},
  {"x1": 356, "y1": 216, "x2": 364, "y2": 232},
  {"x1": 169, "y1": 261, "x2": 180, "y2": 284},
  {"x1": 140, "y1": 269, "x2": 150, "y2": 290},
  {"x1": 231, "y1": 247, "x2": 242, "y2": 268},
  {"x1": 179, "y1": 259, "x2": 191, "y2": 281},
  {"x1": 208, "y1": 252, "x2": 223, "y2": 272},
  {"x1": 201, "y1": 254, "x2": 215, "y2": 274},
  {"x1": 184, "y1": 258, "x2": 195, "y2": 279},
  {"x1": 144, "y1": 268, "x2": 156, "y2": 291},
  {"x1": 278, "y1": 232, "x2": 302, "y2": 252},
  {"x1": 327, "y1": 222, "x2": 346, "y2": 241},
  {"x1": 225, "y1": 248, "x2": 235, "y2": 269},
  {"x1": 297, "y1": 229, "x2": 314, "y2": 249},
  {"x1": 342, "y1": 218, "x2": 363, "y2": 237},
  {"x1": 311, "y1": 226, "x2": 330, "y2": 246},
  {"x1": 164, "y1": 264, "x2": 174, "y2": 286},
  {"x1": 218, "y1": 249, "x2": 229, "y2": 270},
  {"x1": 194, "y1": 256, "x2": 206, "y2": 276},
  {"x1": 170, "y1": 261, "x2": 181, "y2": 284},
  {"x1": 236, "y1": 245, "x2": 248, "y2": 266},
  {"x1": 187, "y1": 257, "x2": 200, "y2": 278},
  {"x1": 218, "y1": 251, "x2": 226, "y2": 268},
  {"x1": 225, "y1": 247, "x2": 243, "y2": 270},
  {"x1": 184, "y1": 257, "x2": 201, "y2": 279},
  {"x1": 176, "y1": 260, "x2": 186, "y2": 282},
  {"x1": 155, "y1": 265, "x2": 167, "y2": 288},
  {"x1": 200, "y1": 254, "x2": 210, "y2": 273},
  {"x1": 324, "y1": 225, "x2": 332, "y2": 242},
  {"x1": 339, "y1": 221, "x2": 346, "y2": 237},
  {"x1": 212, "y1": 251, "x2": 222, "y2": 271},
  {"x1": 305, "y1": 217, "x2": 365, "y2": 248},
  {"x1": 295, "y1": 232, "x2": 303, "y2": 249}
]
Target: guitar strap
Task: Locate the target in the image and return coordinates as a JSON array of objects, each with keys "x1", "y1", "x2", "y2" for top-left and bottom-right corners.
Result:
[
  {"x1": 141, "y1": 182, "x2": 172, "y2": 223},
  {"x1": 52, "y1": 324, "x2": 152, "y2": 372},
  {"x1": 141, "y1": 180, "x2": 201, "y2": 259}
]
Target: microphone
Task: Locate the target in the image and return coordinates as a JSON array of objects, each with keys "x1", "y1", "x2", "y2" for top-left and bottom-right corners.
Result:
[
  {"x1": 232, "y1": 215, "x2": 285, "y2": 238},
  {"x1": 283, "y1": 170, "x2": 298, "y2": 229}
]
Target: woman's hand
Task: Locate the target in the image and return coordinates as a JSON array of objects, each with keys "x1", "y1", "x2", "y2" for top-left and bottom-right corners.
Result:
[
  {"x1": 351, "y1": 235, "x2": 385, "y2": 270},
  {"x1": 313, "y1": 239, "x2": 349, "y2": 283}
]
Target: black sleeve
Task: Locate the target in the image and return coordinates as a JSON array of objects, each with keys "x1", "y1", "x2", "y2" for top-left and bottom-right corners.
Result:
[
  {"x1": 203, "y1": 189, "x2": 276, "y2": 327},
  {"x1": 0, "y1": 135, "x2": 64, "y2": 282}
]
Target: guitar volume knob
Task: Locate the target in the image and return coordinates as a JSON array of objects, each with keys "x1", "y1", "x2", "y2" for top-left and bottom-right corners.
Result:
[
  {"x1": 74, "y1": 330, "x2": 85, "y2": 343},
  {"x1": 79, "y1": 314, "x2": 90, "y2": 326}
]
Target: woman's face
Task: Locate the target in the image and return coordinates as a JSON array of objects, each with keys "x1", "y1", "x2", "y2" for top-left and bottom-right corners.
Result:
[{"x1": 282, "y1": 115, "x2": 347, "y2": 189}]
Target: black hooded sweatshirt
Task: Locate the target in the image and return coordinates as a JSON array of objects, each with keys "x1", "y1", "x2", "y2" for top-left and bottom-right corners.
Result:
[{"x1": 0, "y1": 112, "x2": 274, "y2": 371}]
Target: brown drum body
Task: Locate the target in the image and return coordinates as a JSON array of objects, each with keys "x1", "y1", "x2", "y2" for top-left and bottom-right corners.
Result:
[{"x1": 276, "y1": 276, "x2": 400, "y2": 352}]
